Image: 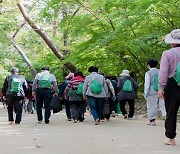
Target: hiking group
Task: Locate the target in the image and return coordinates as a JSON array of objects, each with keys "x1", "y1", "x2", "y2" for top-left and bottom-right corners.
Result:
[{"x1": 1, "y1": 29, "x2": 180, "y2": 146}]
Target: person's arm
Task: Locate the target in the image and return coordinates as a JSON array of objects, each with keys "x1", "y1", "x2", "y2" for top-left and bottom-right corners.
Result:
[
  {"x1": 159, "y1": 52, "x2": 169, "y2": 90},
  {"x1": 51, "y1": 75, "x2": 58, "y2": 95},
  {"x1": 132, "y1": 79, "x2": 139, "y2": 91},
  {"x1": 117, "y1": 78, "x2": 122, "y2": 92},
  {"x1": 83, "y1": 77, "x2": 88, "y2": 100},
  {"x1": 144, "y1": 72, "x2": 150, "y2": 99},
  {"x1": 64, "y1": 81, "x2": 72, "y2": 99},
  {"x1": 32, "y1": 74, "x2": 39, "y2": 97},
  {"x1": 107, "y1": 80, "x2": 115, "y2": 96},
  {"x1": 22, "y1": 78, "x2": 28, "y2": 95},
  {"x1": 2, "y1": 77, "x2": 8, "y2": 96},
  {"x1": 103, "y1": 77, "x2": 109, "y2": 97}
]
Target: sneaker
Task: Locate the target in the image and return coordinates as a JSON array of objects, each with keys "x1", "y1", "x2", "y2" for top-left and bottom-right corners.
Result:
[
  {"x1": 111, "y1": 111, "x2": 116, "y2": 117},
  {"x1": 101, "y1": 119, "x2": 105, "y2": 122},
  {"x1": 124, "y1": 114, "x2": 128, "y2": 119},
  {"x1": 74, "y1": 120, "x2": 77, "y2": 123},
  {"x1": 9, "y1": 121, "x2": 14, "y2": 125},
  {"x1": 151, "y1": 121, "x2": 156, "y2": 126},
  {"x1": 147, "y1": 121, "x2": 152, "y2": 125},
  {"x1": 67, "y1": 118, "x2": 72, "y2": 121},
  {"x1": 38, "y1": 121, "x2": 43, "y2": 124},
  {"x1": 95, "y1": 119, "x2": 100, "y2": 125}
]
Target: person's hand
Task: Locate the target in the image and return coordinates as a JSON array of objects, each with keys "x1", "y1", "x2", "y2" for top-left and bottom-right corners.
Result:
[
  {"x1": 3, "y1": 96, "x2": 6, "y2": 100},
  {"x1": 158, "y1": 89, "x2": 164, "y2": 99},
  {"x1": 53, "y1": 93, "x2": 58, "y2": 96},
  {"x1": 83, "y1": 96, "x2": 88, "y2": 101},
  {"x1": 112, "y1": 95, "x2": 116, "y2": 101},
  {"x1": 32, "y1": 92, "x2": 36, "y2": 98}
]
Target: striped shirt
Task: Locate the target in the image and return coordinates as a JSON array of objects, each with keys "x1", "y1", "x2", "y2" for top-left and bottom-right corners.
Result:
[{"x1": 64, "y1": 76, "x2": 85, "y2": 96}]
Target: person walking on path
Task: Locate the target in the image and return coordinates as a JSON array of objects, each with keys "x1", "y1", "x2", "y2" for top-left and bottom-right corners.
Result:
[
  {"x1": 64, "y1": 71, "x2": 85, "y2": 123},
  {"x1": 117, "y1": 70, "x2": 138, "y2": 119},
  {"x1": 158, "y1": 29, "x2": 180, "y2": 146},
  {"x1": 83, "y1": 66, "x2": 108, "y2": 125},
  {"x1": 144, "y1": 59, "x2": 166, "y2": 126},
  {"x1": 32, "y1": 66, "x2": 58, "y2": 124},
  {"x1": 59, "y1": 73, "x2": 74, "y2": 121},
  {"x1": 2, "y1": 67, "x2": 28, "y2": 124}
]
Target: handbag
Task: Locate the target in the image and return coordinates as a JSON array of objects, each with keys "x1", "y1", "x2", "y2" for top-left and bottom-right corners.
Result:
[
  {"x1": 103, "y1": 100, "x2": 110, "y2": 117},
  {"x1": 49, "y1": 95, "x2": 62, "y2": 113}
]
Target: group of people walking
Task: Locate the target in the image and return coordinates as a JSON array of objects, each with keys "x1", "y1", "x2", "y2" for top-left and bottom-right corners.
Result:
[{"x1": 1, "y1": 29, "x2": 180, "y2": 146}]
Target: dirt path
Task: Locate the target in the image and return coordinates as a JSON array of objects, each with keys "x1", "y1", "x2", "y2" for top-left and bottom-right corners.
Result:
[{"x1": 0, "y1": 104, "x2": 180, "y2": 154}]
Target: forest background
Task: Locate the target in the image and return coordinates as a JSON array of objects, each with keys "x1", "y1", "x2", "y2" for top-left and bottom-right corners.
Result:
[{"x1": 0, "y1": 0, "x2": 179, "y2": 94}]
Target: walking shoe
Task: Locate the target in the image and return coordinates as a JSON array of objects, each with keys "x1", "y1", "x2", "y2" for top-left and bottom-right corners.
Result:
[
  {"x1": 147, "y1": 121, "x2": 152, "y2": 125},
  {"x1": 9, "y1": 121, "x2": 14, "y2": 125},
  {"x1": 124, "y1": 114, "x2": 128, "y2": 119},
  {"x1": 164, "y1": 138, "x2": 176, "y2": 146},
  {"x1": 151, "y1": 121, "x2": 156, "y2": 126},
  {"x1": 74, "y1": 120, "x2": 77, "y2": 123},
  {"x1": 95, "y1": 119, "x2": 100, "y2": 125},
  {"x1": 67, "y1": 118, "x2": 72, "y2": 121},
  {"x1": 38, "y1": 121, "x2": 43, "y2": 124},
  {"x1": 101, "y1": 119, "x2": 105, "y2": 122},
  {"x1": 111, "y1": 111, "x2": 116, "y2": 117}
]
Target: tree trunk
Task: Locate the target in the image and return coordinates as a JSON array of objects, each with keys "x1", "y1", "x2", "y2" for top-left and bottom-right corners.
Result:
[
  {"x1": 17, "y1": 2, "x2": 64, "y2": 59},
  {"x1": 17, "y1": 2, "x2": 77, "y2": 73},
  {"x1": 11, "y1": 39, "x2": 37, "y2": 77}
]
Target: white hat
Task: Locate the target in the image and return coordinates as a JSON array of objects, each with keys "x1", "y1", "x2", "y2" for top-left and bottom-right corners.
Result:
[
  {"x1": 165, "y1": 29, "x2": 180, "y2": 44},
  {"x1": 120, "y1": 70, "x2": 130, "y2": 76}
]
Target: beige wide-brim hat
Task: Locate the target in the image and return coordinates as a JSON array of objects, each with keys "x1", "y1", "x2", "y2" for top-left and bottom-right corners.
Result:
[
  {"x1": 165, "y1": 29, "x2": 180, "y2": 44},
  {"x1": 120, "y1": 70, "x2": 130, "y2": 76}
]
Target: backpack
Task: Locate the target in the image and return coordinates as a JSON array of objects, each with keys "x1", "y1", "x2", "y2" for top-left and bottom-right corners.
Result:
[
  {"x1": 153, "y1": 74, "x2": 159, "y2": 91},
  {"x1": 172, "y1": 50, "x2": 180, "y2": 86},
  {"x1": 122, "y1": 79, "x2": 133, "y2": 92},
  {"x1": 40, "y1": 73, "x2": 51, "y2": 88},
  {"x1": 10, "y1": 76, "x2": 21, "y2": 93},
  {"x1": 90, "y1": 79, "x2": 102, "y2": 94},
  {"x1": 76, "y1": 83, "x2": 84, "y2": 95}
]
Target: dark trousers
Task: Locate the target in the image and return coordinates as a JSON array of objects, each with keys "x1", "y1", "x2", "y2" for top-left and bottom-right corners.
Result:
[
  {"x1": 120, "y1": 99, "x2": 135, "y2": 118},
  {"x1": 6, "y1": 96, "x2": 23, "y2": 124},
  {"x1": 64, "y1": 99, "x2": 71, "y2": 119},
  {"x1": 88, "y1": 96, "x2": 104, "y2": 121},
  {"x1": 109, "y1": 97, "x2": 118, "y2": 113},
  {"x1": 70, "y1": 101, "x2": 85, "y2": 121},
  {"x1": 36, "y1": 89, "x2": 51, "y2": 123},
  {"x1": 164, "y1": 78, "x2": 180, "y2": 139}
]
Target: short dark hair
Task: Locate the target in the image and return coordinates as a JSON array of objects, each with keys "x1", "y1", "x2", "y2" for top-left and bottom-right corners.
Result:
[
  {"x1": 41, "y1": 66, "x2": 50, "y2": 71},
  {"x1": 147, "y1": 59, "x2": 158, "y2": 68},
  {"x1": 74, "y1": 71, "x2": 84, "y2": 77},
  {"x1": 88, "y1": 66, "x2": 98, "y2": 73}
]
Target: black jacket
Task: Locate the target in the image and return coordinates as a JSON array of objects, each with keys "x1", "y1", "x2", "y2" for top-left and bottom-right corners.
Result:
[{"x1": 117, "y1": 76, "x2": 138, "y2": 100}]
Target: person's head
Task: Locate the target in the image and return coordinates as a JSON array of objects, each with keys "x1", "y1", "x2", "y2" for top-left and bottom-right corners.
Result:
[
  {"x1": 147, "y1": 59, "x2": 158, "y2": 69},
  {"x1": 120, "y1": 70, "x2": 130, "y2": 77},
  {"x1": 10, "y1": 67, "x2": 19, "y2": 74},
  {"x1": 41, "y1": 66, "x2": 50, "y2": 72},
  {"x1": 88, "y1": 66, "x2": 98, "y2": 73},
  {"x1": 165, "y1": 29, "x2": 180, "y2": 47},
  {"x1": 74, "y1": 71, "x2": 84, "y2": 77}
]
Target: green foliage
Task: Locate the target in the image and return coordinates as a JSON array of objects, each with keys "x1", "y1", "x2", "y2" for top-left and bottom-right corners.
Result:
[{"x1": 0, "y1": 0, "x2": 180, "y2": 91}]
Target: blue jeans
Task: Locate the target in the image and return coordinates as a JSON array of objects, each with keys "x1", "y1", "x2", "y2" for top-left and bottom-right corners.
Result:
[
  {"x1": 36, "y1": 89, "x2": 51, "y2": 123},
  {"x1": 88, "y1": 96, "x2": 104, "y2": 121}
]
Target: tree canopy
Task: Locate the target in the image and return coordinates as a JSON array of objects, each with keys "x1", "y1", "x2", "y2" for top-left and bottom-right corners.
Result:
[{"x1": 0, "y1": 0, "x2": 179, "y2": 89}]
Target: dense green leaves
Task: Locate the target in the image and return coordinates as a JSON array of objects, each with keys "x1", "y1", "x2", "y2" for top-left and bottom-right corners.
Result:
[{"x1": 0, "y1": 0, "x2": 180, "y2": 90}]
